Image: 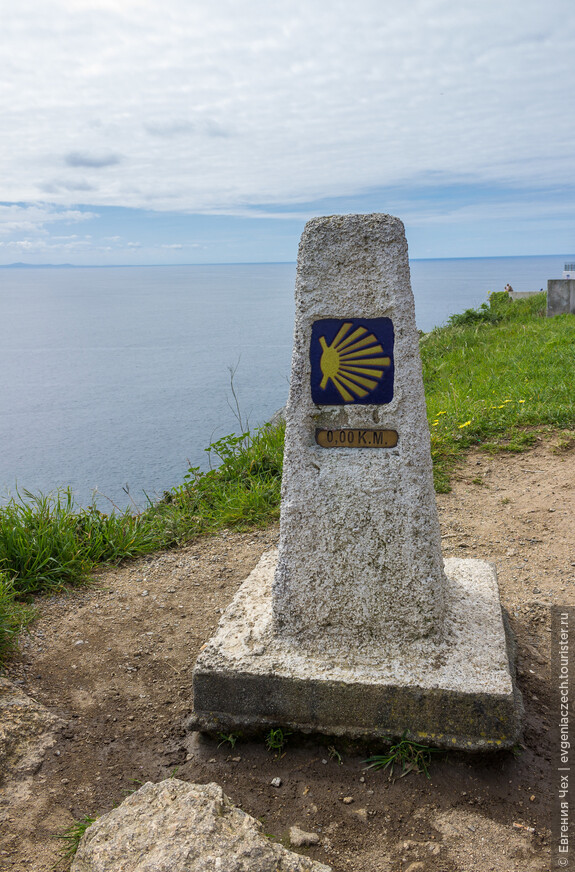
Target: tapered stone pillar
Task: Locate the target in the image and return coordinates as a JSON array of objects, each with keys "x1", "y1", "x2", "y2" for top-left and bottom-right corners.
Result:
[
  {"x1": 273, "y1": 214, "x2": 446, "y2": 648},
  {"x1": 190, "y1": 215, "x2": 522, "y2": 750}
]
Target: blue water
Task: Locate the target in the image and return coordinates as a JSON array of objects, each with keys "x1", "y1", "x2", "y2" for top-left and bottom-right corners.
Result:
[{"x1": 0, "y1": 254, "x2": 568, "y2": 508}]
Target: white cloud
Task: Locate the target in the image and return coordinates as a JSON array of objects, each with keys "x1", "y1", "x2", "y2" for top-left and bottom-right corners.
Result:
[
  {"x1": 0, "y1": 0, "x2": 573, "y2": 217},
  {"x1": 0, "y1": 237, "x2": 92, "y2": 251},
  {"x1": 0, "y1": 204, "x2": 98, "y2": 235}
]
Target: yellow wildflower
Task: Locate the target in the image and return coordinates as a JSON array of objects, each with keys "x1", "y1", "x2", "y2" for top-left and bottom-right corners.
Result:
[{"x1": 458, "y1": 420, "x2": 472, "y2": 429}]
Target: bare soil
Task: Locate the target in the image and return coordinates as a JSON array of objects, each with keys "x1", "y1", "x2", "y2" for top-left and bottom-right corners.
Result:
[{"x1": 1, "y1": 436, "x2": 573, "y2": 872}]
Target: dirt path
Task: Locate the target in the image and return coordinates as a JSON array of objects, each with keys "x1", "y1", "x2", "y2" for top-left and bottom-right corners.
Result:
[{"x1": 1, "y1": 435, "x2": 573, "y2": 871}]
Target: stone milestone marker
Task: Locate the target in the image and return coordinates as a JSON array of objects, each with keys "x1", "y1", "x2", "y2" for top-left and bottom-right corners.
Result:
[{"x1": 191, "y1": 214, "x2": 522, "y2": 750}]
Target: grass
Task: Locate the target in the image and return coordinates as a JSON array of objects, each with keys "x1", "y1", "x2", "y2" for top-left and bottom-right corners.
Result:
[
  {"x1": 420, "y1": 291, "x2": 575, "y2": 491},
  {"x1": 53, "y1": 814, "x2": 97, "y2": 865},
  {"x1": 0, "y1": 571, "x2": 35, "y2": 661},
  {"x1": 364, "y1": 734, "x2": 441, "y2": 779},
  {"x1": 1, "y1": 291, "x2": 574, "y2": 659},
  {"x1": 0, "y1": 489, "x2": 159, "y2": 599},
  {"x1": 217, "y1": 731, "x2": 240, "y2": 749},
  {"x1": 0, "y1": 423, "x2": 284, "y2": 662},
  {"x1": 265, "y1": 727, "x2": 291, "y2": 754}
]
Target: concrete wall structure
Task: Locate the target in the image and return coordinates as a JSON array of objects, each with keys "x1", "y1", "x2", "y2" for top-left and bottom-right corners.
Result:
[{"x1": 547, "y1": 279, "x2": 575, "y2": 316}]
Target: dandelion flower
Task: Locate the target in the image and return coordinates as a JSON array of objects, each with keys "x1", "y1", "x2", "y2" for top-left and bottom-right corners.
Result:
[{"x1": 458, "y1": 420, "x2": 472, "y2": 429}]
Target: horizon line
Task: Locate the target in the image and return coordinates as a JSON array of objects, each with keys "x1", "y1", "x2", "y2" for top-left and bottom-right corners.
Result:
[{"x1": 0, "y1": 252, "x2": 573, "y2": 269}]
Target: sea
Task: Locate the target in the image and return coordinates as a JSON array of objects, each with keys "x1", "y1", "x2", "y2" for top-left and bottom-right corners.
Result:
[{"x1": 0, "y1": 254, "x2": 569, "y2": 509}]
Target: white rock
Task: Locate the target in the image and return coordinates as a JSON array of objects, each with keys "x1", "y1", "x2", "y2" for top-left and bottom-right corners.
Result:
[
  {"x1": 289, "y1": 826, "x2": 320, "y2": 847},
  {"x1": 71, "y1": 780, "x2": 331, "y2": 872}
]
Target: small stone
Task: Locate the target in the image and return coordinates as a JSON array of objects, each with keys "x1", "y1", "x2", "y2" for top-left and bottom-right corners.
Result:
[
  {"x1": 289, "y1": 826, "x2": 320, "y2": 847},
  {"x1": 530, "y1": 794, "x2": 535, "y2": 802},
  {"x1": 141, "y1": 590, "x2": 149, "y2": 597},
  {"x1": 342, "y1": 796, "x2": 354, "y2": 804},
  {"x1": 74, "y1": 640, "x2": 85, "y2": 646},
  {"x1": 271, "y1": 777, "x2": 282, "y2": 788},
  {"x1": 351, "y1": 808, "x2": 368, "y2": 823},
  {"x1": 231, "y1": 757, "x2": 241, "y2": 762},
  {"x1": 405, "y1": 863, "x2": 425, "y2": 872}
]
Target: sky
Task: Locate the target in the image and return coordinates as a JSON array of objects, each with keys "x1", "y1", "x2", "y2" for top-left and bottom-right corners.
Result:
[{"x1": 1, "y1": 0, "x2": 574, "y2": 265}]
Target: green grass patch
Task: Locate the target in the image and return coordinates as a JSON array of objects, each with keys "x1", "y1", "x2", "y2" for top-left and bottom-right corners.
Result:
[
  {"x1": 0, "y1": 488, "x2": 159, "y2": 598},
  {"x1": 420, "y1": 292, "x2": 575, "y2": 490},
  {"x1": 0, "y1": 489, "x2": 160, "y2": 658},
  {"x1": 265, "y1": 726, "x2": 291, "y2": 754},
  {"x1": 364, "y1": 734, "x2": 442, "y2": 779},
  {"x1": 54, "y1": 814, "x2": 97, "y2": 865}
]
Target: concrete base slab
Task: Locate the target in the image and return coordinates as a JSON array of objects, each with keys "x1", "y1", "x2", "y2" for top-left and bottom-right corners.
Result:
[{"x1": 191, "y1": 551, "x2": 522, "y2": 751}]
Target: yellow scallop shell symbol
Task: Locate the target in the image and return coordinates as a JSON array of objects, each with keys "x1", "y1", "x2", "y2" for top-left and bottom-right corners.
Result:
[{"x1": 319, "y1": 322, "x2": 391, "y2": 402}]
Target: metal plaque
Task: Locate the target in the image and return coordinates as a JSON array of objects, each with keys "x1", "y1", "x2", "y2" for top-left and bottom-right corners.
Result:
[{"x1": 315, "y1": 428, "x2": 398, "y2": 448}]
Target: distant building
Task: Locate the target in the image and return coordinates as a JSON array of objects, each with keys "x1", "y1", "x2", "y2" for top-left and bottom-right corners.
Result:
[{"x1": 563, "y1": 262, "x2": 575, "y2": 279}]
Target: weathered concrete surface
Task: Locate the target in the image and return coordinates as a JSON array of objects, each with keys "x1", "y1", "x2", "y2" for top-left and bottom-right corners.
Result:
[
  {"x1": 547, "y1": 278, "x2": 575, "y2": 316},
  {"x1": 192, "y1": 551, "x2": 522, "y2": 751},
  {"x1": 273, "y1": 214, "x2": 446, "y2": 645},
  {"x1": 191, "y1": 214, "x2": 522, "y2": 749},
  {"x1": 71, "y1": 779, "x2": 331, "y2": 872}
]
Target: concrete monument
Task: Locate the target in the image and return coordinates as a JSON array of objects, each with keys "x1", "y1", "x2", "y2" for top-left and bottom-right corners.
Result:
[{"x1": 191, "y1": 214, "x2": 522, "y2": 750}]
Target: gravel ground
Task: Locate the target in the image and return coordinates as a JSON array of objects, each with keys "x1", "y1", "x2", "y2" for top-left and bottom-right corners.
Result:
[{"x1": 1, "y1": 435, "x2": 573, "y2": 871}]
